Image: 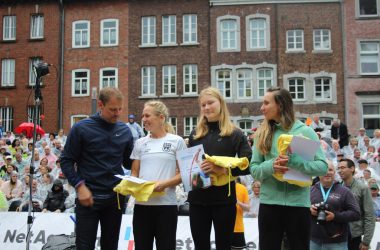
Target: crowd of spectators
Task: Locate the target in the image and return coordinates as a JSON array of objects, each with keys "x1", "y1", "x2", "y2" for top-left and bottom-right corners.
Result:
[
  {"x1": 1, "y1": 118, "x2": 380, "y2": 223},
  {"x1": 0, "y1": 129, "x2": 74, "y2": 213}
]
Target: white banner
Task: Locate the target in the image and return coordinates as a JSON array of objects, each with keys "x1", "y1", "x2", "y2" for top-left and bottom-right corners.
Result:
[{"x1": 0, "y1": 212, "x2": 378, "y2": 250}]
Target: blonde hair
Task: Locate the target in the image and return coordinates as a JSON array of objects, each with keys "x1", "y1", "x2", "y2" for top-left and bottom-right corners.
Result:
[
  {"x1": 144, "y1": 100, "x2": 175, "y2": 134},
  {"x1": 193, "y1": 87, "x2": 235, "y2": 139},
  {"x1": 255, "y1": 87, "x2": 295, "y2": 155}
]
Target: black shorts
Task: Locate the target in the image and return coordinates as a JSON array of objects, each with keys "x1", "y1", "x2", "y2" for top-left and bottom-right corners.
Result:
[{"x1": 231, "y1": 232, "x2": 247, "y2": 249}]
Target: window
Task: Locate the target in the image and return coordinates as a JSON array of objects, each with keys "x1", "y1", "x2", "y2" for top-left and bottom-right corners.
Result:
[
  {"x1": 221, "y1": 20, "x2": 237, "y2": 50},
  {"x1": 358, "y1": 0, "x2": 378, "y2": 16},
  {"x1": 212, "y1": 63, "x2": 277, "y2": 102},
  {"x1": 359, "y1": 41, "x2": 380, "y2": 74},
  {"x1": 319, "y1": 117, "x2": 333, "y2": 127},
  {"x1": 29, "y1": 57, "x2": 43, "y2": 86},
  {"x1": 30, "y1": 14, "x2": 44, "y2": 39},
  {"x1": 27, "y1": 106, "x2": 42, "y2": 125},
  {"x1": 286, "y1": 29, "x2": 304, "y2": 51},
  {"x1": 217, "y1": 16, "x2": 240, "y2": 52},
  {"x1": 246, "y1": 14, "x2": 270, "y2": 51},
  {"x1": 141, "y1": 16, "x2": 156, "y2": 46},
  {"x1": 288, "y1": 78, "x2": 305, "y2": 100},
  {"x1": 141, "y1": 66, "x2": 156, "y2": 96},
  {"x1": 101, "y1": 19, "x2": 118, "y2": 46},
  {"x1": 168, "y1": 117, "x2": 177, "y2": 134},
  {"x1": 314, "y1": 77, "x2": 332, "y2": 100},
  {"x1": 0, "y1": 107, "x2": 13, "y2": 133},
  {"x1": 313, "y1": 29, "x2": 331, "y2": 51},
  {"x1": 162, "y1": 15, "x2": 176, "y2": 45},
  {"x1": 71, "y1": 115, "x2": 89, "y2": 127},
  {"x1": 3, "y1": 16, "x2": 16, "y2": 41},
  {"x1": 72, "y1": 69, "x2": 90, "y2": 96},
  {"x1": 162, "y1": 65, "x2": 176, "y2": 95},
  {"x1": 238, "y1": 120, "x2": 253, "y2": 135},
  {"x1": 183, "y1": 14, "x2": 197, "y2": 44},
  {"x1": 1, "y1": 59, "x2": 15, "y2": 87},
  {"x1": 237, "y1": 69, "x2": 253, "y2": 99},
  {"x1": 100, "y1": 68, "x2": 118, "y2": 89},
  {"x1": 216, "y1": 70, "x2": 232, "y2": 98},
  {"x1": 72, "y1": 20, "x2": 90, "y2": 48},
  {"x1": 257, "y1": 68, "x2": 273, "y2": 98},
  {"x1": 183, "y1": 64, "x2": 198, "y2": 95},
  {"x1": 363, "y1": 103, "x2": 380, "y2": 137},
  {"x1": 184, "y1": 117, "x2": 197, "y2": 136}
]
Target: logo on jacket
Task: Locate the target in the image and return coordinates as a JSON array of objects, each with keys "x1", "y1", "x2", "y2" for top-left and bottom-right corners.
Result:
[{"x1": 162, "y1": 142, "x2": 172, "y2": 152}]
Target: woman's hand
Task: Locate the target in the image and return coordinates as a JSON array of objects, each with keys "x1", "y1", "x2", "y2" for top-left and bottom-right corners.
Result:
[
  {"x1": 153, "y1": 181, "x2": 166, "y2": 192},
  {"x1": 201, "y1": 161, "x2": 227, "y2": 176},
  {"x1": 273, "y1": 155, "x2": 289, "y2": 174}
]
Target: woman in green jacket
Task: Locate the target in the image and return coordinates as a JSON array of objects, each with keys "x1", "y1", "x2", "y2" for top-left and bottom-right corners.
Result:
[{"x1": 250, "y1": 87, "x2": 328, "y2": 250}]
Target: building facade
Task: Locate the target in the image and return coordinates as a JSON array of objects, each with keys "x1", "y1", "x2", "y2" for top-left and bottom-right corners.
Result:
[
  {"x1": 62, "y1": 0, "x2": 130, "y2": 131},
  {"x1": 210, "y1": 0, "x2": 344, "y2": 134},
  {"x1": 127, "y1": 0, "x2": 210, "y2": 137},
  {"x1": 0, "y1": 1, "x2": 60, "y2": 134},
  {"x1": 3, "y1": 0, "x2": 378, "y2": 139},
  {"x1": 343, "y1": 0, "x2": 380, "y2": 136}
]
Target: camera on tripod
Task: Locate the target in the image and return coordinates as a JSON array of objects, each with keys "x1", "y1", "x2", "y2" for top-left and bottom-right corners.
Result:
[{"x1": 314, "y1": 202, "x2": 329, "y2": 224}]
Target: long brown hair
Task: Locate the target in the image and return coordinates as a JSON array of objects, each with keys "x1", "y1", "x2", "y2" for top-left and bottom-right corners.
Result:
[
  {"x1": 256, "y1": 87, "x2": 295, "y2": 155},
  {"x1": 193, "y1": 87, "x2": 235, "y2": 139}
]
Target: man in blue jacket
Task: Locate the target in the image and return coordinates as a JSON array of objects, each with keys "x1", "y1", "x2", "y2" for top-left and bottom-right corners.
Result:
[
  {"x1": 61, "y1": 87, "x2": 134, "y2": 250},
  {"x1": 310, "y1": 161, "x2": 360, "y2": 249}
]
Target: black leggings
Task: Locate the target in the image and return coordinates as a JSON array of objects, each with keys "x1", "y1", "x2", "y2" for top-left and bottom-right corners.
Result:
[
  {"x1": 258, "y1": 204, "x2": 311, "y2": 250},
  {"x1": 189, "y1": 203, "x2": 236, "y2": 250},
  {"x1": 133, "y1": 204, "x2": 178, "y2": 250}
]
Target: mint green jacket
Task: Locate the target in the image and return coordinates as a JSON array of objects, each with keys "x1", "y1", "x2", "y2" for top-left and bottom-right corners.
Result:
[{"x1": 250, "y1": 120, "x2": 328, "y2": 208}]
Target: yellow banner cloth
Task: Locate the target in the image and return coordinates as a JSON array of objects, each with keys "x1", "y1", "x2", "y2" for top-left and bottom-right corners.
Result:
[{"x1": 113, "y1": 180, "x2": 164, "y2": 202}]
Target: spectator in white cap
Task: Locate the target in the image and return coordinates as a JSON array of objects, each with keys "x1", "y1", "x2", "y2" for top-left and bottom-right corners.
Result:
[{"x1": 126, "y1": 114, "x2": 145, "y2": 143}]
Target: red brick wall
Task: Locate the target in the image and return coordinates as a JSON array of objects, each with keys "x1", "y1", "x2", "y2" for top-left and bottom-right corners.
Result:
[
  {"x1": 210, "y1": 2, "x2": 345, "y2": 121},
  {"x1": 62, "y1": 0, "x2": 129, "y2": 132},
  {"x1": 128, "y1": 0, "x2": 210, "y2": 136},
  {"x1": 344, "y1": 0, "x2": 380, "y2": 134},
  {"x1": 0, "y1": 1, "x2": 60, "y2": 134}
]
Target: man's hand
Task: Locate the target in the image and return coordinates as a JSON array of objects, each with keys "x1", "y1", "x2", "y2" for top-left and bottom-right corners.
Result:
[
  {"x1": 77, "y1": 184, "x2": 93, "y2": 207},
  {"x1": 359, "y1": 242, "x2": 369, "y2": 250},
  {"x1": 310, "y1": 205, "x2": 318, "y2": 216},
  {"x1": 325, "y1": 210, "x2": 335, "y2": 221}
]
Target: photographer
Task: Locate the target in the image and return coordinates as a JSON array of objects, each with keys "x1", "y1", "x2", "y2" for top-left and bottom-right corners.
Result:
[{"x1": 310, "y1": 162, "x2": 360, "y2": 250}]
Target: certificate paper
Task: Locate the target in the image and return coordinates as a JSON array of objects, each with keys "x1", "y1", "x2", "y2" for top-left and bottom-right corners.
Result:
[
  {"x1": 283, "y1": 135, "x2": 321, "y2": 182},
  {"x1": 176, "y1": 144, "x2": 211, "y2": 192},
  {"x1": 115, "y1": 174, "x2": 147, "y2": 184}
]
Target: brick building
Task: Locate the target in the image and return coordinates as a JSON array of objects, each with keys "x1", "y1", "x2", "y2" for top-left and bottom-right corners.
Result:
[
  {"x1": 343, "y1": 0, "x2": 380, "y2": 136},
  {"x1": 127, "y1": 0, "x2": 210, "y2": 137},
  {"x1": 3, "y1": 0, "x2": 378, "y2": 139},
  {"x1": 210, "y1": 0, "x2": 344, "y2": 134},
  {"x1": 62, "y1": 0, "x2": 130, "y2": 131},
  {"x1": 0, "y1": 0, "x2": 60, "y2": 134}
]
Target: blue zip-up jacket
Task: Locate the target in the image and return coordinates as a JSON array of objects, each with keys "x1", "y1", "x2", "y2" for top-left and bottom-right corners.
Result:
[{"x1": 61, "y1": 113, "x2": 134, "y2": 199}]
